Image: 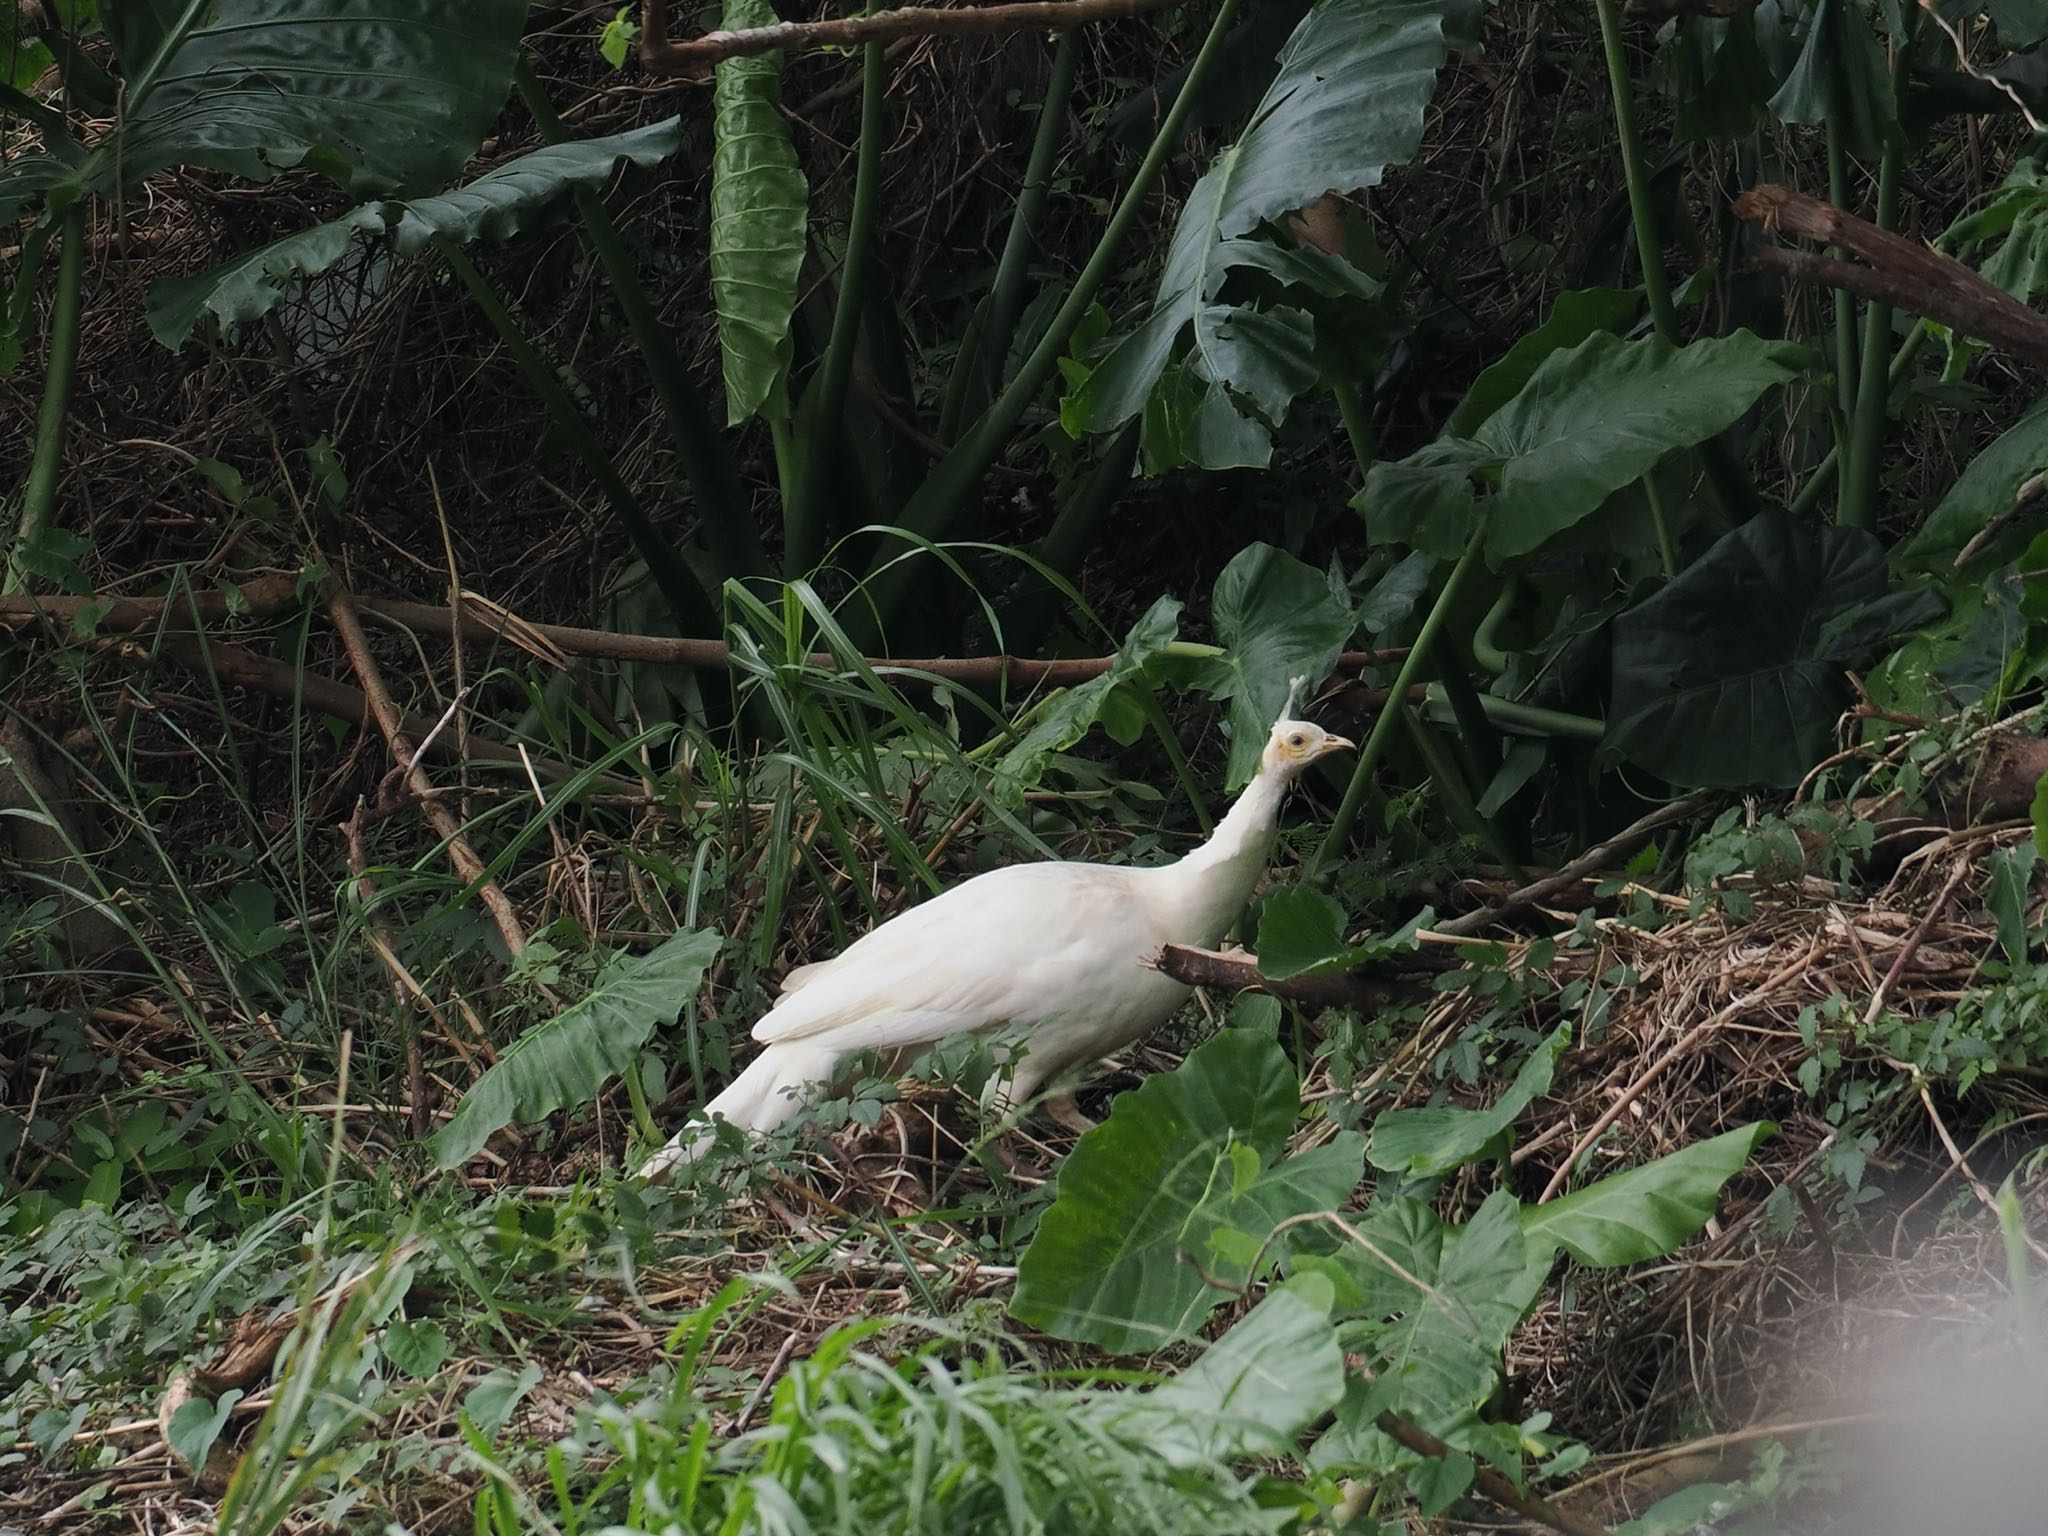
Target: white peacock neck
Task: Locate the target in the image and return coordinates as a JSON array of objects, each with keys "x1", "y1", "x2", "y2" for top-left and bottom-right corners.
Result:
[{"x1": 1153, "y1": 762, "x2": 1291, "y2": 945}]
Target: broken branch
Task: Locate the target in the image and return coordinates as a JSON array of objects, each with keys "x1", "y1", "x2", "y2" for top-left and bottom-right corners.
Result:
[
  {"x1": 641, "y1": 0, "x2": 1186, "y2": 71},
  {"x1": 1736, "y1": 185, "x2": 2048, "y2": 370}
]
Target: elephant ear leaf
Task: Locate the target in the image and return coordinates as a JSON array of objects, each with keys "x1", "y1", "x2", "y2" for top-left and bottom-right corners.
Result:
[
  {"x1": 709, "y1": 0, "x2": 809, "y2": 426},
  {"x1": 1364, "y1": 329, "x2": 1809, "y2": 562},
  {"x1": 104, "y1": 0, "x2": 527, "y2": 195},
  {"x1": 433, "y1": 930, "x2": 722, "y2": 1170},
  {"x1": 146, "y1": 121, "x2": 687, "y2": 350},
  {"x1": 1604, "y1": 513, "x2": 1945, "y2": 788},
  {"x1": 1066, "y1": 0, "x2": 1477, "y2": 470}
]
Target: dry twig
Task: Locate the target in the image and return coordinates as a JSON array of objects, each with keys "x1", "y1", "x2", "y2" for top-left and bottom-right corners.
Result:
[{"x1": 326, "y1": 590, "x2": 531, "y2": 962}]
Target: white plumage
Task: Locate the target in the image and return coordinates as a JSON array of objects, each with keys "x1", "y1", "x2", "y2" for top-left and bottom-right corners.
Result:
[{"x1": 636, "y1": 698, "x2": 1353, "y2": 1181}]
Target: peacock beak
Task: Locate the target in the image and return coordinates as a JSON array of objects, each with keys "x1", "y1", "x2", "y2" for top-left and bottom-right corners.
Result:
[{"x1": 1320, "y1": 735, "x2": 1356, "y2": 757}]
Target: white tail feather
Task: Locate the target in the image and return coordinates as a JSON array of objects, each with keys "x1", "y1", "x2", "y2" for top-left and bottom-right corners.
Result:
[{"x1": 635, "y1": 1040, "x2": 842, "y2": 1182}]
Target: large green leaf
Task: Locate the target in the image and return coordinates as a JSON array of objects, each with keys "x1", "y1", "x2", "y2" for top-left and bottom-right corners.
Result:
[
  {"x1": 709, "y1": 0, "x2": 808, "y2": 425},
  {"x1": 1098, "y1": 1289, "x2": 1346, "y2": 1466},
  {"x1": 105, "y1": 0, "x2": 526, "y2": 196},
  {"x1": 146, "y1": 121, "x2": 686, "y2": 350},
  {"x1": 1898, "y1": 395, "x2": 2048, "y2": 570},
  {"x1": 1010, "y1": 1029, "x2": 1366, "y2": 1354},
  {"x1": 1066, "y1": 0, "x2": 1476, "y2": 469},
  {"x1": 432, "y1": 930, "x2": 722, "y2": 1170},
  {"x1": 1254, "y1": 885, "x2": 1430, "y2": 981},
  {"x1": 1522, "y1": 1122, "x2": 1773, "y2": 1267},
  {"x1": 1298, "y1": 1191, "x2": 1531, "y2": 1428},
  {"x1": 1604, "y1": 513, "x2": 1946, "y2": 787},
  {"x1": 1364, "y1": 330, "x2": 1808, "y2": 564},
  {"x1": 990, "y1": 596, "x2": 1181, "y2": 805},
  {"x1": 1367, "y1": 1026, "x2": 1568, "y2": 1176},
  {"x1": 1442, "y1": 286, "x2": 1644, "y2": 437},
  {"x1": 1767, "y1": 0, "x2": 1898, "y2": 157},
  {"x1": 1191, "y1": 543, "x2": 1357, "y2": 790}
]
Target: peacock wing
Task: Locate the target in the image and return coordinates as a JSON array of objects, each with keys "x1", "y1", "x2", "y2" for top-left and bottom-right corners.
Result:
[{"x1": 749, "y1": 862, "x2": 1157, "y2": 1056}]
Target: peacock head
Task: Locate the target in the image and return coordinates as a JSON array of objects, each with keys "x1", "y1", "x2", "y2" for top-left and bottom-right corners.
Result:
[{"x1": 1261, "y1": 676, "x2": 1355, "y2": 778}]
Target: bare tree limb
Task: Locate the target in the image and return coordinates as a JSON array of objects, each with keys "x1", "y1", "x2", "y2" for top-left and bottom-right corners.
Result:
[
  {"x1": 1, "y1": 577, "x2": 1408, "y2": 687},
  {"x1": 326, "y1": 591, "x2": 531, "y2": 962},
  {"x1": 1735, "y1": 185, "x2": 2048, "y2": 370},
  {"x1": 1371, "y1": 1408, "x2": 1613, "y2": 1536},
  {"x1": 1435, "y1": 791, "x2": 1720, "y2": 937},
  {"x1": 641, "y1": 0, "x2": 1187, "y2": 71},
  {"x1": 1151, "y1": 943, "x2": 1426, "y2": 1008}
]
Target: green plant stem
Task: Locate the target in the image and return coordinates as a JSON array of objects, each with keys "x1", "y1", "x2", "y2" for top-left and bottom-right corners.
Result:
[
  {"x1": 1332, "y1": 377, "x2": 1375, "y2": 470},
  {"x1": 5, "y1": 204, "x2": 83, "y2": 595},
  {"x1": 1309, "y1": 526, "x2": 1484, "y2": 882},
  {"x1": 1399, "y1": 703, "x2": 1525, "y2": 878},
  {"x1": 789, "y1": 36, "x2": 886, "y2": 577},
  {"x1": 1439, "y1": 689, "x2": 1606, "y2": 741},
  {"x1": 1825, "y1": 118, "x2": 1860, "y2": 428},
  {"x1": 1841, "y1": 21, "x2": 1914, "y2": 533},
  {"x1": 1139, "y1": 683, "x2": 1212, "y2": 834},
  {"x1": 1591, "y1": 0, "x2": 1677, "y2": 343},
  {"x1": 1471, "y1": 575, "x2": 1519, "y2": 674},
  {"x1": 438, "y1": 239, "x2": 721, "y2": 639},
  {"x1": 1644, "y1": 473, "x2": 1678, "y2": 577},
  {"x1": 966, "y1": 34, "x2": 1077, "y2": 416},
  {"x1": 512, "y1": 57, "x2": 763, "y2": 580},
  {"x1": 1008, "y1": 420, "x2": 1140, "y2": 654},
  {"x1": 1427, "y1": 633, "x2": 1497, "y2": 777},
  {"x1": 860, "y1": 0, "x2": 1246, "y2": 632},
  {"x1": 769, "y1": 415, "x2": 799, "y2": 512},
  {"x1": 935, "y1": 306, "x2": 988, "y2": 446},
  {"x1": 1790, "y1": 324, "x2": 1927, "y2": 518}
]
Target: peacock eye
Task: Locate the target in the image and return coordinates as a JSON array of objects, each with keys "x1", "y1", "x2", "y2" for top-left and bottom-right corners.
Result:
[{"x1": 1288, "y1": 733, "x2": 1306, "y2": 749}]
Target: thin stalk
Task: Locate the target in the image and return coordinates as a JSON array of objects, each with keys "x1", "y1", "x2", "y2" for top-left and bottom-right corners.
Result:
[
  {"x1": 1309, "y1": 525, "x2": 1485, "y2": 882},
  {"x1": 5, "y1": 204, "x2": 83, "y2": 596},
  {"x1": 1471, "y1": 575, "x2": 1519, "y2": 675},
  {"x1": 1140, "y1": 683, "x2": 1212, "y2": 833},
  {"x1": 1592, "y1": 0, "x2": 1678, "y2": 342},
  {"x1": 1428, "y1": 633, "x2": 1498, "y2": 777},
  {"x1": 1644, "y1": 473, "x2": 1678, "y2": 578},
  {"x1": 1443, "y1": 689, "x2": 1606, "y2": 742},
  {"x1": 976, "y1": 35, "x2": 1078, "y2": 403},
  {"x1": 1399, "y1": 704, "x2": 1525, "y2": 878},
  {"x1": 1841, "y1": 18, "x2": 1915, "y2": 533},
  {"x1": 935, "y1": 305, "x2": 988, "y2": 446},
  {"x1": 512, "y1": 57, "x2": 764, "y2": 578},
  {"x1": 861, "y1": 0, "x2": 1247, "y2": 630},
  {"x1": 1332, "y1": 376, "x2": 1375, "y2": 472},
  {"x1": 1825, "y1": 118, "x2": 1860, "y2": 425},
  {"x1": 769, "y1": 415, "x2": 799, "y2": 511},
  {"x1": 438, "y1": 239, "x2": 721, "y2": 639},
  {"x1": 789, "y1": 36, "x2": 886, "y2": 577},
  {"x1": 1789, "y1": 324, "x2": 1927, "y2": 518},
  {"x1": 1592, "y1": 0, "x2": 1754, "y2": 524},
  {"x1": 1010, "y1": 420, "x2": 1140, "y2": 654}
]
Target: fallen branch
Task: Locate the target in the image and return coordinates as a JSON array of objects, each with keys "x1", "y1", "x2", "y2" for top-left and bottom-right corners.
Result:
[
  {"x1": 1371, "y1": 1408, "x2": 1611, "y2": 1536},
  {"x1": 1435, "y1": 791, "x2": 1720, "y2": 937},
  {"x1": 1151, "y1": 943, "x2": 1424, "y2": 1008},
  {"x1": 1735, "y1": 185, "x2": 2048, "y2": 370},
  {"x1": 641, "y1": 0, "x2": 1185, "y2": 70},
  {"x1": 2, "y1": 576, "x2": 1407, "y2": 687},
  {"x1": 101, "y1": 630, "x2": 603, "y2": 787},
  {"x1": 327, "y1": 591, "x2": 531, "y2": 962}
]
